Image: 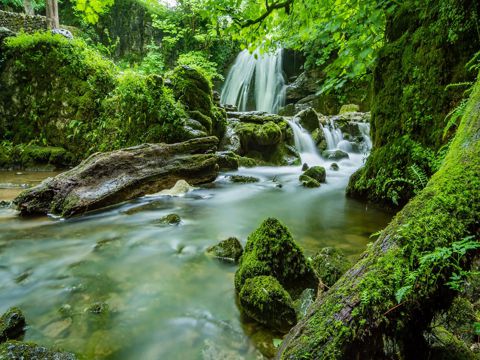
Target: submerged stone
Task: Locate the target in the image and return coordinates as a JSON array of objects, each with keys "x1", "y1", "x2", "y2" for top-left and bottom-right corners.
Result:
[
  {"x1": 312, "y1": 247, "x2": 352, "y2": 287},
  {"x1": 330, "y1": 163, "x2": 339, "y2": 171},
  {"x1": 206, "y1": 237, "x2": 243, "y2": 263},
  {"x1": 302, "y1": 163, "x2": 309, "y2": 171},
  {"x1": 0, "y1": 341, "x2": 76, "y2": 360},
  {"x1": 157, "y1": 214, "x2": 181, "y2": 225},
  {"x1": 235, "y1": 218, "x2": 318, "y2": 296},
  {"x1": 239, "y1": 276, "x2": 297, "y2": 332},
  {"x1": 0, "y1": 307, "x2": 25, "y2": 343}
]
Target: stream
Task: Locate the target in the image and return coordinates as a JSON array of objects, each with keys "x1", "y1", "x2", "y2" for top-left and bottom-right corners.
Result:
[
  {"x1": 0, "y1": 146, "x2": 391, "y2": 359},
  {"x1": 0, "y1": 49, "x2": 392, "y2": 359}
]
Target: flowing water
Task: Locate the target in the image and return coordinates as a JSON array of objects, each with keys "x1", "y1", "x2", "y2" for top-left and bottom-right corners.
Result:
[
  {"x1": 0, "y1": 123, "x2": 391, "y2": 359},
  {"x1": 220, "y1": 49, "x2": 286, "y2": 113}
]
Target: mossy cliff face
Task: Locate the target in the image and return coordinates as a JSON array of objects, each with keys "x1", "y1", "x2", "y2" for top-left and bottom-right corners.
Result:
[
  {"x1": 0, "y1": 32, "x2": 219, "y2": 168},
  {"x1": 277, "y1": 77, "x2": 480, "y2": 359},
  {"x1": 347, "y1": 0, "x2": 480, "y2": 208}
]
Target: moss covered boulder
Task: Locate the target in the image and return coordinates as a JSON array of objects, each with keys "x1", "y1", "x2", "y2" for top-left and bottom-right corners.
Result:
[
  {"x1": 0, "y1": 307, "x2": 25, "y2": 343},
  {"x1": 299, "y1": 174, "x2": 321, "y2": 188},
  {"x1": 322, "y1": 149, "x2": 349, "y2": 161},
  {"x1": 304, "y1": 166, "x2": 326, "y2": 183},
  {"x1": 235, "y1": 218, "x2": 317, "y2": 296},
  {"x1": 0, "y1": 341, "x2": 76, "y2": 359},
  {"x1": 157, "y1": 213, "x2": 181, "y2": 225},
  {"x1": 311, "y1": 247, "x2": 352, "y2": 287},
  {"x1": 294, "y1": 107, "x2": 320, "y2": 133},
  {"x1": 170, "y1": 65, "x2": 226, "y2": 140},
  {"x1": 239, "y1": 276, "x2": 297, "y2": 332},
  {"x1": 206, "y1": 237, "x2": 243, "y2": 263}
]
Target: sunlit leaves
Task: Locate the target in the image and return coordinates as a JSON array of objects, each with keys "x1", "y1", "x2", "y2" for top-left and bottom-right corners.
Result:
[{"x1": 72, "y1": 0, "x2": 114, "y2": 24}]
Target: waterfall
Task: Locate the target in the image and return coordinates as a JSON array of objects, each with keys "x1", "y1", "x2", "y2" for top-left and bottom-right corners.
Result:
[
  {"x1": 286, "y1": 119, "x2": 323, "y2": 165},
  {"x1": 220, "y1": 49, "x2": 286, "y2": 113},
  {"x1": 357, "y1": 122, "x2": 372, "y2": 152},
  {"x1": 321, "y1": 122, "x2": 344, "y2": 150}
]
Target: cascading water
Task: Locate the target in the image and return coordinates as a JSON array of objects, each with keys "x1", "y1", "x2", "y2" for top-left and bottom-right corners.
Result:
[
  {"x1": 286, "y1": 118, "x2": 323, "y2": 165},
  {"x1": 220, "y1": 49, "x2": 286, "y2": 113},
  {"x1": 321, "y1": 120, "x2": 344, "y2": 150}
]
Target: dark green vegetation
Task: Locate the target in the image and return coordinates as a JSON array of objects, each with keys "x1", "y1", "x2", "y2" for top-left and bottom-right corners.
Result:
[
  {"x1": 235, "y1": 218, "x2": 318, "y2": 331},
  {"x1": 206, "y1": 237, "x2": 243, "y2": 263},
  {"x1": 347, "y1": 0, "x2": 480, "y2": 208},
  {"x1": 278, "y1": 71, "x2": 480, "y2": 359},
  {"x1": 0, "y1": 307, "x2": 25, "y2": 343},
  {"x1": 0, "y1": 31, "x2": 224, "y2": 169},
  {"x1": 312, "y1": 247, "x2": 351, "y2": 288}
]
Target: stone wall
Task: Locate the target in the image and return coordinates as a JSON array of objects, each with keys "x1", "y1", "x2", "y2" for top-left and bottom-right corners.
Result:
[{"x1": 0, "y1": 10, "x2": 47, "y2": 33}]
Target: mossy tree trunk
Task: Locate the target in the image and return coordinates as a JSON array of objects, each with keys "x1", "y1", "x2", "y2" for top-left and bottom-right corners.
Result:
[{"x1": 277, "y1": 78, "x2": 480, "y2": 358}]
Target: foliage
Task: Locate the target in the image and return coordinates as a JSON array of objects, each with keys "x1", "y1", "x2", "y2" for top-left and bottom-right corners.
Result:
[
  {"x1": 197, "y1": 0, "x2": 395, "y2": 94},
  {"x1": 138, "y1": 42, "x2": 166, "y2": 75},
  {"x1": 71, "y1": 0, "x2": 115, "y2": 24},
  {"x1": 395, "y1": 237, "x2": 480, "y2": 303},
  {"x1": 177, "y1": 50, "x2": 222, "y2": 82}
]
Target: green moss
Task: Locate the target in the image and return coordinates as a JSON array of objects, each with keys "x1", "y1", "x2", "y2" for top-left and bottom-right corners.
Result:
[
  {"x1": 156, "y1": 213, "x2": 181, "y2": 225},
  {"x1": 303, "y1": 166, "x2": 326, "y2": 183},
  {"x1": 235, "y1": 218, "x2": 318, "y2": 297},
  {"x1": 0, "y1": 341, "x2": 76, "y2": 359},
  {"x1": 299, "y1": 174, "x2": 321, "y2": 188},
  {"x1": 239, "y1": 276, "x2": 297, "y2": 332},
  {"x1": 206, "y1": 237, "x2": 243, "y2": 263},
  {"x1": 312, "y1": 247, "x2": 352, "y2": 287},
  {"x1": 347, "y1": 0, "x2": 480, "y2": 208},
  {"x1": 0, "y1": 307, "x2": 25, "y2": 343},
  {"x1": 229, "y1": 175, "x2": 259, "y2": 183},
  {"x1": 339, "y1": 104, "x2": 360, "y2": 114},
  {"x1": 279, "y1": 76, "x2": 480, "y2": 359}
]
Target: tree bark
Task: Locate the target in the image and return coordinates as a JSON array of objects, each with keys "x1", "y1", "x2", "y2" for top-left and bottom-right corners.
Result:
[
  {"x1": 277, "y1": 79, "x2": 480, "y2": 358},
  {"x1": 45, "y1": 0, "x2": 59, "y2": 29},
  {"x1": 23, "y1": 0, "x2": 34, "y2": 16}
]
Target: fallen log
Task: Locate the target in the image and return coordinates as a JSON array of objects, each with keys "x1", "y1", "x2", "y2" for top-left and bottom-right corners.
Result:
[
  {"x1": 14, "y1": 137, "x2": 219, "y2": 217},
  {"x1": 276, "y1": 81, "x2": 480, "y2": 358}
]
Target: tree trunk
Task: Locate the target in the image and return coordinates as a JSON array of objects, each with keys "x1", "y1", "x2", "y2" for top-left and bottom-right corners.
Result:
[
  {"x1": 277, "y1": 78, "x2": 480, "y2": 358},
  {"x1": 45, "y1": 0, "x2": 59, "y2": 29},
  {"x1": 23, "y1": 0, "x2": 34, "y2": 16}
]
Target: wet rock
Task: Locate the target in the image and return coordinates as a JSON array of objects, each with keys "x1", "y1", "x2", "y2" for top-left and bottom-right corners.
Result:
[
  {"x1": 301, "y1": 163, "x2": 309, "y2": 171},
  {"x1": 250, "y1": 329, "x2": 277, "y2": 358},
  {"x1": 14, "y1": 137, "x2": 219, "y2": 217},
  {"x1": 303, "y1": 166, "x2": 326, "y2": 183},
  {"x1": 235, "y1": 218, "x2": 318, "y2": 296},
  {"x1": 294, "y1": 107, "x2": 319, "y2": 132},
  {"x1": 239, "y1": 276, "x2": 297, "y2": 332},
  {"x1": 339, "y1": 104, "x2": 360, "y2": 114},
  {"x1": 155, "y1": 179, "x2": 195, "y2": 196},
  {"x1": 217, "y1": 151, "x2": 238, "y2": 171},
  {"x1": 0, "y1": 307, "x2": 25, "y2": 343},
  {"x1": 228, "y1": 175, "x2": 260, "y2": 184},
  {"x1": 236, "y1": 156, "x2": 259, "y2": 168},
  {"x1": 311, "y1": 128, "x2": 328, "y2": 152},
  {"x1": 299, "y1": 175, "x2": 321, "y2": 188},
  {"x1": 322, "y1": 149, "x2": 349, "y2": 161},
  {"x1": 0, "y1": 201, "x2": 11, "y2": 208},
  {"x1": 294, "y1": 288, "x2": 316, "y2": 320},
  {"x1": 206, "y1": 237, "x2": 243, "y2": 263},
  {"x1": 278, "y1": 103, "x2": 296, "y2": 116},
  {"x1": 0, "y1": 341, "x2": 76, "y2": 359},
  {"x1": 43, "y1": 318, "x2": 72, "y2": 338},
  {"x1": 312, "y1": 247, "x2": 352, "y2": 287},
  {"x1": 157, "y1": 214, "x2": 181, "y2": 225},
  {"x1": 330, "y1": 163, "x2": 339, "y2": 171}
]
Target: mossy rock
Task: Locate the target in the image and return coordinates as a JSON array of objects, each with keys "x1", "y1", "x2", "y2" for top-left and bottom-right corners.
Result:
[
  {"x1": 217, "y1": 151, "x2": 238, "y2": 171},
  {"x1": 156, "y1": 213, "x2": 181, "y2": 225},
  {"x1": 312, "y1": 128, "x2": 328, "y2": 152},
  {"x1": 295, "y1": 107, "x2": 319, "y2": 132},
  {"x1": 229, "y1": 175, "x2": 260, "y2": 183},
  {"x1": 239, "y1": 276, "x2": 297, "y2": 332},
  {"x1": 235, "y1": 218, "x2": 318, "y2": 296},
  {"x1": 311, "y1": 247, "x2": 352, "y2": 287},
  {"x1": 299, "y1": 174, "x2": 321, "y2": 188},
  {"x1": 0, "y1": 341, "x2": 76, "y2": 359},
  {"x1": 303, "y1": 166, "x2": 326, "y2": 183},
  {"x1": 206, "y1": 237, "x2": 243, "y2": 263},
  {"x1": 426, "y1": 327, "x2": 477, "y2": 360},
  {"x1": 237, "y1": 156, "x2": 259, "y2": 168},
  {"x1": 0, "y1": 307, "x2": 25, "y2": 343},
  {"x1": 322, "y1": 149, "x2": 349, "y2": 161},
  {"x1": 339, "y1": 104, "x2": 360, "y2": 114}
]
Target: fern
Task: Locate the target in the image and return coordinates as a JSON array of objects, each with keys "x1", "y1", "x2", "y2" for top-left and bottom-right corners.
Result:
[
  {"x1": 443, "y1": 97, "x2": 469, "y2": 139},
  {"x1": 408, "y1": 164, "x2": 429, "y2": 190}
]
